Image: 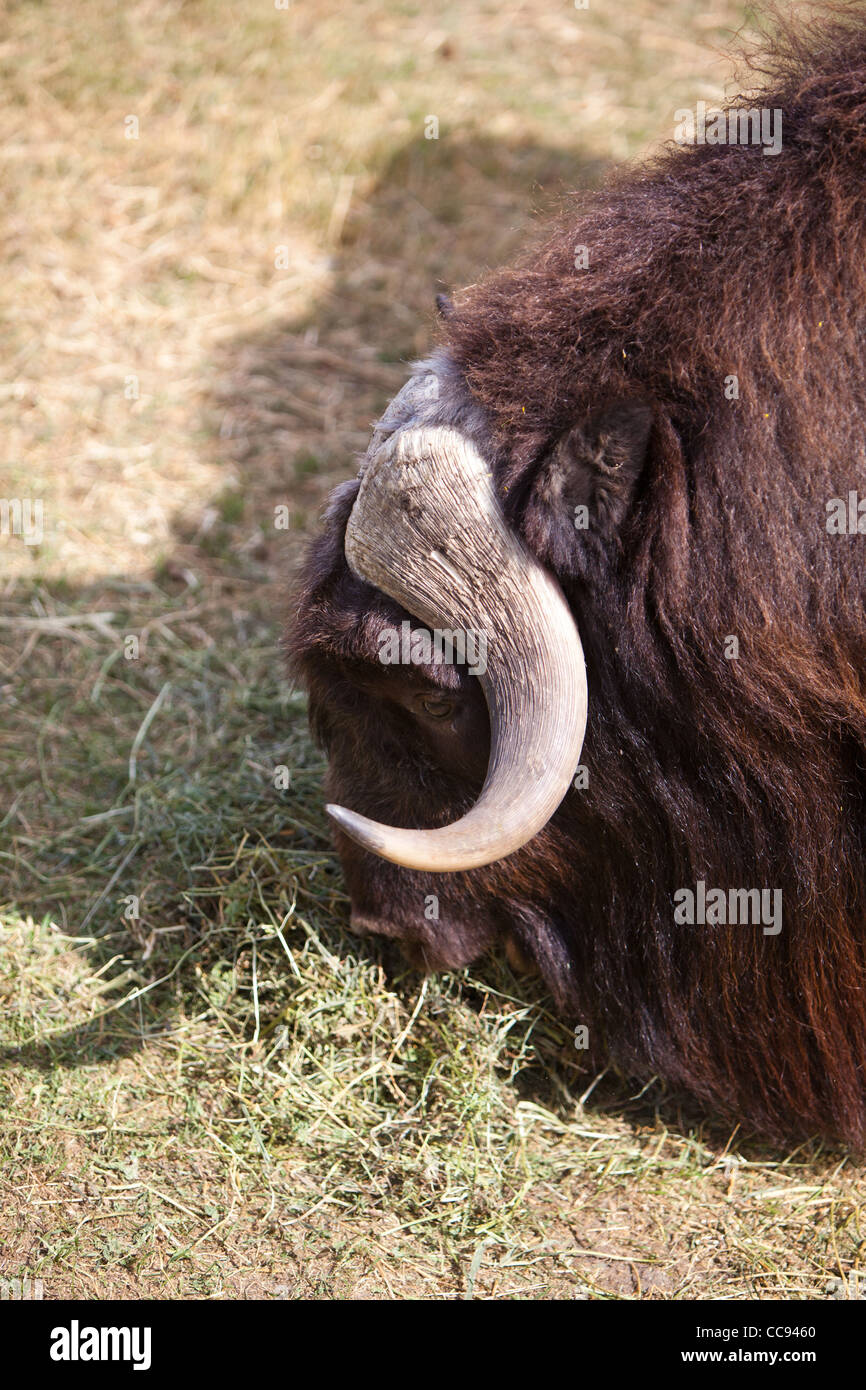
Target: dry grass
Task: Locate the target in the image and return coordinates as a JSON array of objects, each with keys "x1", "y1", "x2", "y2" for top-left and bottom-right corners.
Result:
[{"x1": 1, "y1": 0, "x2": 865, "y2": 1299}]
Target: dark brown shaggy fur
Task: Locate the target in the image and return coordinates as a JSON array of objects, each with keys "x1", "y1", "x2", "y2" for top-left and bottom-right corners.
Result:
[{"x1": 289, "y1": 6, "x2": 866, "y2": 1147}]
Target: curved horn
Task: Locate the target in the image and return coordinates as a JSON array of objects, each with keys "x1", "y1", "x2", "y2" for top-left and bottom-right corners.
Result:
[{"x1": 326, "y1": 426, "x2": 587, "y2": 872}]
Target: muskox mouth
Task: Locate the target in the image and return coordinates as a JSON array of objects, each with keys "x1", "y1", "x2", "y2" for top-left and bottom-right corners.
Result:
[{"x1": 325, "y1": 425, "x2": 588, "y2": 874}]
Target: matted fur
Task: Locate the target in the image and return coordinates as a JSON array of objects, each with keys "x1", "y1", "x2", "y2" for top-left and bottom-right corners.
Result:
[{"x1": 289, "y1": 5, "x2": 866, "y2": 1146}]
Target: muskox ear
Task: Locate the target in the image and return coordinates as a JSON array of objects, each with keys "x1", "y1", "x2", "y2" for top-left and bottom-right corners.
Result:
[
  {"x1": 522, "y1": 397, "x2": 654, "y2": 572},
  {"x1": 555, "y1": 398, "x2": 654, "y2": 532}
]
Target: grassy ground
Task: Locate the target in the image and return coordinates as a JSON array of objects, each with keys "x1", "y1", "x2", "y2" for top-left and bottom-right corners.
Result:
[{"x1": 2, "y1": 0, "x2": 865, "y2": 1299}]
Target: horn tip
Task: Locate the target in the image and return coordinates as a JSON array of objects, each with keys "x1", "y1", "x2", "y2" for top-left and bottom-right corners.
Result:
[{"x1": 326, "y1": 803, "x2": 383, "y2": 853}]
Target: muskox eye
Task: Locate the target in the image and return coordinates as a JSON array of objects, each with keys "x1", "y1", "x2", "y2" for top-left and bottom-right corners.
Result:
[{"x1": 418, "y1": 694, "x2": 454, "y2": 720}]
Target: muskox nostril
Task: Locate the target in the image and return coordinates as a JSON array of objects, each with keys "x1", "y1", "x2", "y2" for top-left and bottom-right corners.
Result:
[{"x1": 504, "y1": 935, "x2": 538, "y2": 976}]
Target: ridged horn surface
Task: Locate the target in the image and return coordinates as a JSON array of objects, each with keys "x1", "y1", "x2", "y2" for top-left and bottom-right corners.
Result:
[{"x1": 326, "y1": 426, "x2": 587, "y2": 871}]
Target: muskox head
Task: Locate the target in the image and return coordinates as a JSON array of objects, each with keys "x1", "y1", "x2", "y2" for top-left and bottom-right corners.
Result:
[{"x1": 289, "y1": 351, "x2": 655, "y2": 986}]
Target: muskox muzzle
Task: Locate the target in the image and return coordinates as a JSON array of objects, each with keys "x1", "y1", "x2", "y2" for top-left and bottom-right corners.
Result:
[{"x1": 326, "y1": 426, "x2": 588, "y2": 871}]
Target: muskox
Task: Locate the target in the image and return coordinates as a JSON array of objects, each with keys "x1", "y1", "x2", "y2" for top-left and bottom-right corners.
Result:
[{"x1": 289, "y1": 9, "x2": 866, "y2": 1146}]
